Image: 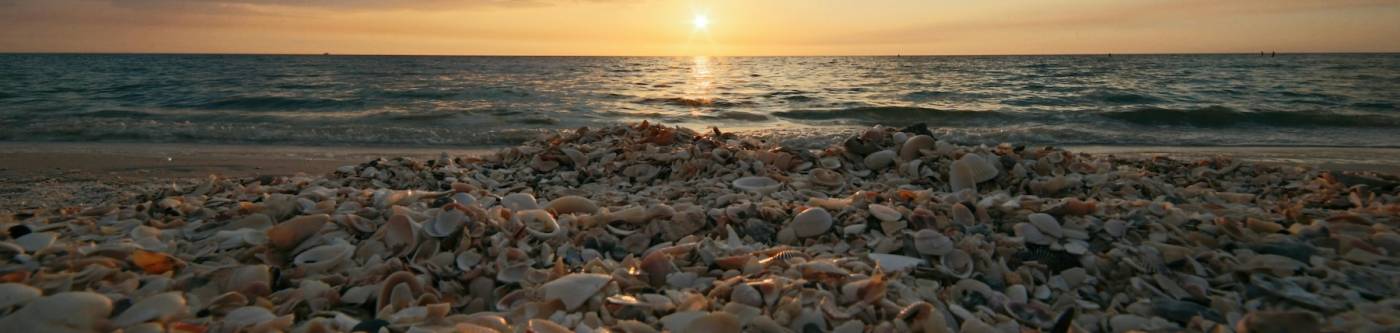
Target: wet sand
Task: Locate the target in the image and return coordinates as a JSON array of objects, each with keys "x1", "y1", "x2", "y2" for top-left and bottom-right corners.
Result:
[{"x1": 2, "y1": 141, "x2": 1397, "y2": 213}]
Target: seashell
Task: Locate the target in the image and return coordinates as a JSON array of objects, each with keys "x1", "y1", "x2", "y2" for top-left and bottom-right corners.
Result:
[
  {"x1": 863, "y1": 150, "x2": 896, "y2": 170},
  {"x1": 868, "y1": 204, "x2": 901, "y2": 222},
  {"x1": 377, "y1": 271, "x2": 424, "y2": 312},
  {"x1": 913, "y1": 229, "x2": 954, "y2": 256},
  {"x1": 545, "y1": 195, "x2": 599, "y2": 215},
  {"x1": 808, "y1": 168, "x2": 845, "y2": 187},
  {"x1": 951, "y1": 203, "x2": 975, "y2": 226},
  {"x1": 1235, "y1": 310, "x2": 1321, "y2": 333},
  {"x1": 15, "y1": 232, "x2": 55, "y2": 252},
  {"x1": 294, "y1": 243, "x2": 354, "y2": 273},
  {"x1": 868, "y1": 253, "x2": 924, "y2": 272},
  {"x1": 0, "y1": 292, "x2": 113, "y2": 332},
  {"x1": 791, "y1": 207, "x2": 833, "y2": 238},
  {"x1": 899, "y1": 135, "x2": 935, "y2": 161},
  {"x1": 266, "y1": 214, "x2": 329, "y2": 251},
  {"x1": 732, "y1": 176, "x2": 781, "y2": 195},
  {"x1": 131, "y1": 249, "x2": 178, "y2": 274},
  {"x1": 1014, "y1": 223, "x2": 1051, "y2": 245},
  {"x1": 424, "y1": 208, "x2": 467, "y2": 238},
  {"x1": 729, "y1": 282, "x2": 762, "y2": 307},
  {"x1": 949, "y1": 153, "x2": 998, "y2": 192},
  {"x1": 528, "y1": 319, "x2": 573, "y2": 333},
  {"x1": 1027, "y1": 213, "x2": 1063, "y2": 238},
  {"x1": 501, "y1": 193, "x2": 540, "y2": 211},
  {"x1": 517, "y1": 209, "x2": 563, "y2": 238},
  {"x1": 0, "y1": 283, "x2": 41, "y2": 311},
  {"x1": 818, "y1": 157, "x2": 841, "y2": 169},
  {"x1": 455, "y1": 251, "x2": 483, "y2": 271},
  {"x1": 112, "y1": 292, "x2": 187, "y2": 327},
  {"x1": 541, "y1": 273, "x2": 611, "y2": 311},
  {"x1": 681, "y1": 312, "x2": 740, "y2": 333},
  {"x1": 218, "y1": 306, "x2": 295, "y2": 333},
  {"x1": 940, "y1": 249, "x2": 973, "y2": 277},
  {"x1": 1103, "y1": 220, "x2": 1128, "y2": 238},
  {"x1": 384, "y1": 214, "x2": 419, "y2": 257}
]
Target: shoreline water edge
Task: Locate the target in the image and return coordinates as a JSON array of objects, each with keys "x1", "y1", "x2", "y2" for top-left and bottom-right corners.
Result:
[{"x1": 1, "y1": 122, "x2": 1397, "y2": 332}]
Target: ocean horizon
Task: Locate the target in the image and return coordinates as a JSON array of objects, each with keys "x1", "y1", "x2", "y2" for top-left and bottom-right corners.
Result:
[{"x1": 2, "y1": 53, "x2": 1397, "y2": 148}]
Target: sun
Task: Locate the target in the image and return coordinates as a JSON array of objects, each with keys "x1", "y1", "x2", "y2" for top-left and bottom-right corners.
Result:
[{"x1": 692, "y1": 15, "x2": 709, "y2": 30}]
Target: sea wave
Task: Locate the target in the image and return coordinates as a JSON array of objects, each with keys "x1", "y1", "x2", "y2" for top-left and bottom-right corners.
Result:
[
  {"x1": 177, "y1": 96, "x2": 366, "y2": 111},
  {"x1": 1101, "y1": 106, "x2": 1400, "y2": 128},
  {"x1": 774, "y1": 106, "x2": 1011, "y2": 123}
]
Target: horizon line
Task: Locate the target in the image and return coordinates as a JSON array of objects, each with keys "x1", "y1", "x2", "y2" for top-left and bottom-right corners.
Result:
[{"x1": 3, "y1": 51, "x2": 1399, "y2": 57}]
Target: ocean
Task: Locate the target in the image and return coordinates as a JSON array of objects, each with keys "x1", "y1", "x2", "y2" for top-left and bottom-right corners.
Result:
[{"x1": 1, "y1": 53, "x2": 1397, "y2": 147}]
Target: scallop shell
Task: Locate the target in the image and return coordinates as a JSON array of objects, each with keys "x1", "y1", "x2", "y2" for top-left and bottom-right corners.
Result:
[
  {"x1": 111, "y1": 292, "x2": 187, "y2": 327},
  {"x1": 791, "y1": 207, "x2": 833, "y2": 238},
  {"x1": 294, "y1": 243, "x2": 354, "y2": 273},
  {"x1": 898, "y1": 135, "x2": 935, "y2": 161},
  {"x1": 868, "y1": 204, "x2": 901, "y2": 222},
  {"x1": 732, "y1": 176, "x2": 781, "y2": 194},
  {"x1": 545, "y1": 195, "x2": 599, "y2": 215},
  {"x1": 541, "y1": 273, "x2": 611, "y2": 311},
  {"x1": 863, "y1": 150, "x2": 897, "y2": 170}
]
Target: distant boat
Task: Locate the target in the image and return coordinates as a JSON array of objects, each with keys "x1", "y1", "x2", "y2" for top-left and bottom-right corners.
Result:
[{"x1": 323, "y1": 52, "x2": 331, "y2": 56}]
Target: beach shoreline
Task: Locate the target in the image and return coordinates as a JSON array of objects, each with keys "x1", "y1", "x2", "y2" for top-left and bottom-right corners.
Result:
[{"x1": 2, "y1": 140, "x2": 1397, "y2": 213}]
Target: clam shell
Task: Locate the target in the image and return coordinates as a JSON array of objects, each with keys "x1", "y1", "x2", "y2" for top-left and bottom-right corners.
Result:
[
  {"x1": 384, "y1": 214, "x2": 419, "y2": 257},
  {"x1": 868, "y1": 204, "x2": 901, "y2": 222},
  {"x1": 424, "y1": 208, "x2": 467, "y2": 238},
  {"x1": 0, "y1": 283, "x2": 41, "y2": 310},
  {"x1": 868, "y1": 253, "x2": 924, "y2": 272},
  {"x1": 913, "y1": 229, "x2": 954, "y2": 256},
  {"x1": 501, "y1": 193, "x2": 540, "y2": 211},
  {"x1": 111, "y1": 292, "x2": 187, "y2": 327},
  {"x1": 951, "y1": 203, "x2": 976, "y2": 226},
  {"x1": 15, "y1": 232, "x2": 55, "y2": 252},
  {"x1": 541, "y1": 273, "x2": 611, "y2": 311},
  {"x1": 266, "y1": 214, "x2": 329, "y2": 251},
  {"x1": 1014, "y1": 222, "x2": 1051, "y2": 245},
  {"x1": 791, "y1": 207, "x2": 833, "y2": 238},
  {"x1": 863, "y1": 150, "x2": 896, "y2": 170},
  {"x1": 899, "y1": 135, "x2": 935, "y2": 161},
  {"x1": 293, "y1": 243, "x2": 354, "y2": 272},
  {"x1": 732, "y1": 176, "x2": 781, "y2": 194},
  {"x1": 517, "y1": 209, "x2": 563, "y2": 238},
  {"x1": 545, "y1": 195, "x2": 599, "y2": 215},
  {"x1": 219, "y1": 306, "x2": 295, "y2": 333},
  {"x1": 1027, "y1": 213, "x2": 1063, "y2": 238},
  {"x1": 940, "y1": 249, "x2": 973, "y2": 277},
  {"x1": 0, "y1": 292, "x2": 113, "y2": 332},
  {"x1": 808, "y1": 168, "x2": 845, "y2": 187}
]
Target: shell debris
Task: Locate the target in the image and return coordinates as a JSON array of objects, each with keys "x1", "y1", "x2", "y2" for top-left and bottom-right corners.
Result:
[{"x1": 1, "y1": 121, "x2": 1397, "y2": 332}]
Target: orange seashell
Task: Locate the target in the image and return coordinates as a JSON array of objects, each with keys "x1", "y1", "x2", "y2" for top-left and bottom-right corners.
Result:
[
  {"x1": 0, "y1": 271, "x2": 29, "y2": 283},
  {"x1": 132, "y1": 249, "x2": 176, "y2": 274},
  {"x1": 170, "y1": 322, "x2": 208, "y2": 333},
  {"x1": 266, "y1": 214, "x2": 329, "y2": 251}
]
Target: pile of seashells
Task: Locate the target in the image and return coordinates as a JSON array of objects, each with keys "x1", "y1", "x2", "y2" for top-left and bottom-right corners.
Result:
[{"x1": 2, "y1": 121, "x2": 1398, "y2": 333}]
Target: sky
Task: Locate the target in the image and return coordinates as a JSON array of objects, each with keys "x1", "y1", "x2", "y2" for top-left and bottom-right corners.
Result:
[{"x1": 1, "y1": 0, "x2": 1398, "y2": 56}]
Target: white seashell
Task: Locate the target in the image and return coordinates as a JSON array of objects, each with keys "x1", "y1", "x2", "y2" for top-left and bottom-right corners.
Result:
[
  {"x1": 842, "y1": 224, "x2": 868, "y2": 235},
  {"x1": 545, "y1": 195, "x2": 599, "y2": 215},
  {"x1": 15, "y1": 232, "x2": 55, "y2": 252},
  {"x1": 863, "y1": 150, "x2": 897, "y2": 170},
  {"x1": 1014, "y1": 223, "x2": 1051, "y2": 245},
  {"x1": 1027, "y1": 213, "x2": 1063, "y2": 238},
  {"x1": 424, "y1": 208, "x2": 468, "y2": 238},
  {"x1": 541, "y1": 273, "x2": 611, "y2": 311},
  {"x1": 455, "y1": 251, "x2": 483, "y2": 271},
  {"x1": 1103, "y1": 220, "x2": 1127, "y2": 238},
  {"x1": 501, "y1": 193, "x2": 540, "y2": 211},
  {"x1": 949, "y1": 157, "x2": 978, "y2": 192},
  {"x1": 818, "y1": 157, "x2": 842, "y2": 169},
  {"x1": 868, "y1": 204, "x2": 901, "y2": 222},
  {"x1": 293, "y1": 243, "x2": 354, "y2": 273},
  {"x1": 517, "y1": 209, "x2": 563, "y2": 238},
  {"x1": 1006, "y1": 285, "x2": 1028, "y2": 303},
  {"x1": 732, "y1": 176, "x2": 781, "y2": 195},
  {"x1": 220, "y1": 306, "x2": 295, "y2": 333},
  {"x1": 0, "y1": 292, "x2": 113, "y2": 332},
  {"x1": 913, "y1": 229, "x2": 954, "y2": 256},
  {"x1": 111, "y1": 292, "x2": 187, "y2": 327},
  {"x1": 868, "y1": 253, "x2": 924, "y2": 272},
  {"x1": 791, "y1": 207, "x2": 833, "y2": 238},
  {"x1": 0, "y1": 283, "x2": 41, "y2": 310},
  {"x1": 899, "y1": 135, "x2": 935, "y2": 161}
]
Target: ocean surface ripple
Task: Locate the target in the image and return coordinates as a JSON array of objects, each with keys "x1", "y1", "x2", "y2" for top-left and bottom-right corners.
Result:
[{"x1": 1, "y1": 54, "x2": 1397, "y2": 147}]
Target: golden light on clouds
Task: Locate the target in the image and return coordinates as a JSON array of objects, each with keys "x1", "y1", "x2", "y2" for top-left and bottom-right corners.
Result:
[{"x1": 0, "y1": 0, "x2": 1396, "y2": 55}]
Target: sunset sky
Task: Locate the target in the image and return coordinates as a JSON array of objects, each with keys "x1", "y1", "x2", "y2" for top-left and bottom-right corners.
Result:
[{"x1": 1, "y1": 0, "x2": 1398, "y2": 56}]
